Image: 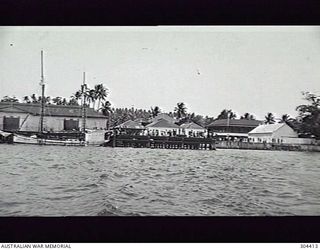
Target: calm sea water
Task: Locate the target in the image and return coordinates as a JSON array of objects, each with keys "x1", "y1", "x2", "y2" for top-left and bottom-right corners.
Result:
[{"x1": 0, "y1": 144, "x2": 319, "y2": 216}]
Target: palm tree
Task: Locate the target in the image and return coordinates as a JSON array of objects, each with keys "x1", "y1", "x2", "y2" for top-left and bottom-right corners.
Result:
[
  {"x1": 23, "y1": 96, "x2": 31, "y2": 103},
  {"x1": 1, "y1": 96, "x2": 19, "y2": 103},
  {"x1": 264, "y1": 112, "x2": 275, "y2": 124},
  {"x1": 68, "y1": 97, "x2": 79, "y2": 106},
  {"x1": 30, "y1": 94, "x2": 38, "y2": 103},
  {"x1": 87, "y1": 89, "x2": 96, "y2": 109},
  {"x1": 280, "y1": 114, "x2": 290, "y2": 123},
  {"x1": 99, "y1": 101, "x2": 112, "y2": 130},
  {"x1": 71, "y1": 91, "x2": 82, "y2": 105},
  {"x1": 229, "y1": 111, "x2": 237, "y2": 119},
  {"x1": 240, "y1": 112, "x2": 255, "y2": 120},
  {"x1": 174, "y1": 102, "x2": 187, "y2": 119},
  {"x1": 217, "y1": 109, "x2": 236, "y2": 120},
  {"x1": 61, "y1": 98, "x2": 68, "y2": 105},
  {"x1": 94, "y1": 84, "x2": 108, "y2": 111},
  {"x1": 151, "y1": 106, "x2": 161, "y2": 118},
  {"x1": 52, "y1": 96, "x2": 62, "y2": 105}
]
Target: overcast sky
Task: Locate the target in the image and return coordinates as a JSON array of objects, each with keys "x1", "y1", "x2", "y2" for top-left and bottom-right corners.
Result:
[{"x1": 0, "y1": 26, "x2": 319, "y2": 120}]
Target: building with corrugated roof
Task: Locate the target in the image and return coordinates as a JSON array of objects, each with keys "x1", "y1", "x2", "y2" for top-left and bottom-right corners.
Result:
[
  {"x1": 0, "y1": 102, "x2": 106, "y2": 132},
  {"x1": 207, "y1": 118, "x2": 262, "y2": 140},
  {"x1": 180, "y1": 122, "x2": 207, "y2": 137},
  {"x1": 115, "y1": 120, "x2": 145, "y2": 135},
  {"x1": 146, "y1": 118, "x2": 180, "y2": 136}
]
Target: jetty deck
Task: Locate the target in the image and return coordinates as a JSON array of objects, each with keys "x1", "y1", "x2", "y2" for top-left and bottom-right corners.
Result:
[{"x1": 105, "y1": 135, "x2": 216, "y2": 150}]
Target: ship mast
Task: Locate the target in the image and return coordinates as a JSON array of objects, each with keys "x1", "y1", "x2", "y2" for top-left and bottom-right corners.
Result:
[
  {"x1": 81, "y1": 72, "x2": 87, "y2": 132},
  {"x1": 39, "y1": 50, "x2": 45, "y2": 134}
]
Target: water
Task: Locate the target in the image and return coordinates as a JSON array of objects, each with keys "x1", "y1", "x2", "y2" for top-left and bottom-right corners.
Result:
[{"x1": 0, "y1": 144, "x2": 319, "y2": 216}]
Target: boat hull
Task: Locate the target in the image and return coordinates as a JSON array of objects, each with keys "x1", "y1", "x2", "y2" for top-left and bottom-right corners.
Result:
[{"x1": 13, "y1": 134, "x2": 86, "y2": 146}]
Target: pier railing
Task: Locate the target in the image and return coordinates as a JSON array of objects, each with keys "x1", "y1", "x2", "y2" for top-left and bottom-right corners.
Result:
[{"x1": 106, "y1": 135, "x2": 216, "y2": 150}]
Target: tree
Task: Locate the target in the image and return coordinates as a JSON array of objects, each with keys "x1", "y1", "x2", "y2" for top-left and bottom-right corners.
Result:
[
  {"x1": 68, "y1": 97, "x2": 79, "y2": 106},
  {"x1": 174, "y1": 102, "x2": 187, "y2": 119},
  {"x1": 0, "y1": 96, "x2": 19, "y2": 103},
  {"x1": 296, "y1": 91, "x2": 320, "y2": 138},
  {"x1": 150, "y1": 106, "x2": 161, "y2": 117},
  {"x1": 30, "y1": 94, "x2": 38, "y2": 103},
  {"x1": 240, "y1": 112, "x2": 255, "y2": 120},
  {"x1": 217, "y1": 109, "x2": 237, "y2": 120},
  {"x1": 52, "y1": 96, "x2": 62, "y2": 105},
  {"x1": 280, "y1": 114, "x2": 290, "y2": 123},
  {"x1": 264, "y1": 112, "x2": 275, "y2": 124},
  {"x1": 23, "y1": 96, "x2": 31, "y2": 103},
  {"x1": 100, "y1": 101, "x2": 113, "y2": 129},
  {"x1": 87, "y1": 89, "x2": 97, "y2": 109},
  {"x1": 95, "y1": 84, "x2": 108, "y2": 111},
  {"x1": 71, "y1": 91, "x2": 82, "y2": 105},
  {"x1": 61, "y1": 98, "x2": 68, "y2": 105}
]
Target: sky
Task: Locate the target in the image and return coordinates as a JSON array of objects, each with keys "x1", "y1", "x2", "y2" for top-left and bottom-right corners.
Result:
[{"x1": 0, "y1": 26, "x2": 319, "y2": 120}]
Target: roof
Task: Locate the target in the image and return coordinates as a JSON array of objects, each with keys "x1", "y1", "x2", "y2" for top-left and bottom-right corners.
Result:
[
  {"x1": 207, "y1": 119, "x2": 262, "y2": 128},
  {"x1": 0, "y1": 130, "x2": 12, "y2": 137},
  {"x1": 180, "y1": 122, "x2": 205, "y2": 130},
  {"x1": 115, "y1": 120, "x2": 145, "y2": 129},
  {"x1": 0, "y1": 102, "x2": 105, "y2": 118},
  {"x1": 146, "y1": 118, "x2": 180, "y2": 129},
  {"x1": 134, "y1": 117, "x2": 151, "y2": 124},
  {"x1": 248, "y1": 123, "x2": 285, "y2": 134},
  {"x1": 151, "y1": 113, "x2": 177, "y2": 123}
]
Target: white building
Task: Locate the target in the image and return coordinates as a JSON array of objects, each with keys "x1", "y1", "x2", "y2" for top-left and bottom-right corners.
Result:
[
  {"x1": 146, "y1": 118, "x2": 180, "y2": 136},
  {"x1": 180, "y1": 122, "x2": 207, "y2": 137},
  {"x1": 248, "y1": 123, "x2": 315, "y2": 144}
]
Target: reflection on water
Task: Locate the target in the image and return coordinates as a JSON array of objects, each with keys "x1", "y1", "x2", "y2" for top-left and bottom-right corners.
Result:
[{"x1": 0, "y1": 144, "x2": 319, "y2": 216}]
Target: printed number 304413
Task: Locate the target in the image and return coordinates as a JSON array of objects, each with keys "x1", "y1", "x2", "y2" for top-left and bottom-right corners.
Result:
[{"x1": 301, "y1": 244, "x2": 318, "y2": 248}]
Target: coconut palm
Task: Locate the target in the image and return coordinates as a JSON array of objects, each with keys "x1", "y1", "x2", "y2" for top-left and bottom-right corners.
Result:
[
  {"x1": 71, "y1": 91, "x2": 82, "y2": 105},
  {"x1": 52, "y1": 96, "x2": 62, "y2": 105},
  {"x1": 68, "y1": 97, "x2": 79, "y2": 106},
  {"x1": 151, "y1": 106, "x2": 161, "y2": 117},
  {"x1": 86, "y1": 89, "x2": 96, "y2": 109},
  {"x1": 100, "y1": 101, "x2": 113, "y2": 130},
  {"x1": 23, "y1": 96, "x2": 31, "y2": 103},
  {"x1": 264, "y1": 112, "x2": 275, "y2": 124},
  {"x1": 280, "y1": 114, "x2": 290, "y2": 123},
  {"x1": 217, "y1": 109, "x2": 236, "y2": 120},
  {"x1": 30, "y1": 94, "x2": 38, "y2": 103},
  {"x1": 174, "y1": 102, "x2": 187, "y2": 119},
  {"x1": 240, "y1": 112, "x2": 255, "y2": 120},
  {"x1": 61, "y1": 98, "x2": 68, "y2": 105},
  {"x1": 1, "y1": 96, "x2": 19, "y2": 103},
  {"x1": 94, "y1": 84, "x2": 108, "y2": 111}
]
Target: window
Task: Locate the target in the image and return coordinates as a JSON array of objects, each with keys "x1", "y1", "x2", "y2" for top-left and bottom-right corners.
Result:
[
  {"x1": 63, "y1": 119, "x2": 79, "y2": 131},
  {"x1": 3, "y1": 116, "x2": 20, "y2": 131}
]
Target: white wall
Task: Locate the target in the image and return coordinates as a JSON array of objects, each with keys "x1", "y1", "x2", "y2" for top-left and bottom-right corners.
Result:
[
  {"x1": 146, "y1": 127, "x2": 180, "y2": 136},
  {"x1": 183, "y1": 128, "x2": 207, "y2": 137},
  {"x1": 249, "y1": 124, "x2": 299, "y2": 143},
  {"x1": 0, "y1": 112, "x2": 106, "y2": 131},
  {"x1": 274, "y1": 124, "x2": 298, "y2": 138}
]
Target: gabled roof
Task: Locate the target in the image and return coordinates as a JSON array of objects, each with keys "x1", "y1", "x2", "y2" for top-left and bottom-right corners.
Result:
[
  {"x1": 151, "y1": 113, "x2": 177, "y2": 123},
  {"x1": 180, "y1": 122, "x2": 205, "y2": 130},
  {"x1": 115, "y1": 120, "x2": 145, "y2": 129},
  {"x1": 0, "y1": 102, "x2": 105, "y2": 118},
  {"x1": 207, "y1": 119, "x2": 262, "y2": 128},
  {"x1": 146, "y1": 118, "x2": 180, "y2": 129},
  {"x1": 0, "y1": 130, "x2": 12, "y2": 137},
  {"x1": 248, "y1": 123, "x2": 285, "y2": 134}
]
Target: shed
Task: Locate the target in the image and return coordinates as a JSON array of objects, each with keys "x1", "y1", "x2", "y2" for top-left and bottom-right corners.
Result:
[{"x1": 248, "y1": 123, "x2": 300, "y2": 144}]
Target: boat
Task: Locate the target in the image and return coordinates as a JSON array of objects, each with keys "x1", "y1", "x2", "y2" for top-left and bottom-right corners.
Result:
[{"x1": 13, "y1": 51, "x2": 87, "y2": 146}]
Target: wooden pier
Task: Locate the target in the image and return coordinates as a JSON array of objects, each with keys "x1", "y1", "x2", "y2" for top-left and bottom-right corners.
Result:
[{"x1": 104, "y1": 135, "x2": 216, "y2": 150}]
